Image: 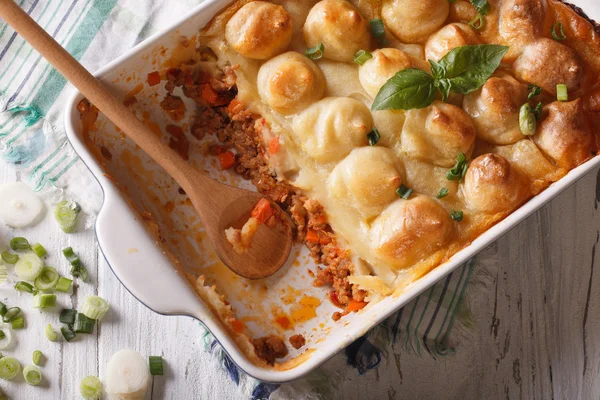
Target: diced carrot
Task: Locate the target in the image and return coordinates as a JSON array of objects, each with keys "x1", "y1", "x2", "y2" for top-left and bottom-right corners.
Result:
[
  {"x1": 329, "y1": 291, "x2": 342, "y2": 308},
  {"x1": 147, "y1": 71, "x2": 161, "y2": 87},
  {"x1": 305, "y1": 229, "x2": 320, "y2": 244},
  {"x1": 201, "y1": 84, "x2": 219, "y2": 104},
  {"x1": 231, "y1": 319, "x2": 245, "y2": 333},
  {"x1": 251, "y1": 198, "x2": 274, "y2": 224},
  {"x1": 268, "y1": 136, "x2": 280, "y2": 155},
  {"x1": 346, "y1": 300, "x2": 368, "y2": 312},
  {"x1": 218, "y1": 151, "x2": 236, "y2": 170}
]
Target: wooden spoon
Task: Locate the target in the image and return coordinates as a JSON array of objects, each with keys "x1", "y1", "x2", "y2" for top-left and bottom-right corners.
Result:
[{"x1": 0, "y1": 0, "x2": 293, "y2": 279}]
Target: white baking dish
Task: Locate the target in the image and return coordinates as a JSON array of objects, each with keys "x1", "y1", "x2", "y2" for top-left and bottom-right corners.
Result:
[{"x1": 63, "y1": 0, "x2": 600, "y2": 383}]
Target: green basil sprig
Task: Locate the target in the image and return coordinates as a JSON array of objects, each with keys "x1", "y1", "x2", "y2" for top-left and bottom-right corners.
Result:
[{"x1": 372, "y1": 44, "x2": 509, "y2": 111}]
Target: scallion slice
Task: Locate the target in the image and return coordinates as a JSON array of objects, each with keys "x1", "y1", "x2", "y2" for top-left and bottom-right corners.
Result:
[
  {"x1": 61, "y1": 325, "x2": 76, "y2": 342},
  {"x1": 446, "y1": 153, "x2": 469, "y2": 181},
  {"x1": 54, "y1": 200, "x2": 81, "y2": 233},
  {"x1": 527, "y1": 84, "x2": 541, "y2": 99},
  {"x1": 2, "y1": 307, "x2": 21, "y2": 323},
  {"x1": 11, "y1": 316, "x2": 24, "y2": 330},
  {"x1": 557, "y1": 84, "x2": 568, "y2": 102},
  {"x1": 9, "y1": 237, "x2": 30, "y2": 251},
  {"x1": 80, "y1": 296, "x2": 110, "y2": 321},
  {"x1": 396, "y1": 184, "x2": 413, "y2": 200},
  {"x1": 450, "y1": 210, "x2": 464, "y2": 221},
  {"x1": 63, "y1": 247, "x2": 88, "y2": 282},
  {"x1": 0, "y1": 331, "x2": 4, "y2": 340},
  {"x1": 1, "y1": 252, "x2": 18, "y2": 265},
  {"x1": 149, "y1": 356, "x2": 164, "y2": 376},
  {"x1": 59, "y1": 309, "x2": 77, "y2": 325},
  {"x1": 369, "y1": 18, "x2": 388, "y2": 45},
  {"x1": 33, "y1": 293, "x2": 56, "y2": 309},
  {"x1": 15, "y1": 281, "x2": 36, "y2": 294},
  {"x1": 62, "y1": 247, "x2": 76, "y2": 260},
  {"x1": 55, "y1": 277, "x2": 73, "y2": 293},
  {"x1": 305, "y1": 43, "x2": 324, "y2": 60},
  {"x1": 519, "y1": 103, "x2": 537, "y2": 136},
  {"x1": 551, "y1": 22, "x2": 567, "y2": 41},
  {"x1": 0, "y1": 264, "x2": 6, "y2": 285},
  {"x1": 23, "y1": 365, "x2": 42, "y2": 386},
  {"x1": 34, "y1": 266, "x2": 59, "y2": 291},
  {"x1": 14, "y1": 252, "x2": 44, "y2": 281},
  {"x1": 80, "y1": 375, "x2": 103, "y2": 400},
  {"x1": 0, "y1": 303, "x2": 6, "y2": 317},
  {"x1": 31, "y1": 243, "x2": 46, "y2": 258},
  {"x1": 75, "y1": 313, "x2": 96, "y2": 334},
  {"x1": 437, "y1": 188, "x2": 449, "y2": 199},
  {"x1": 354, "y1": 50, "x2": 373, "y2": 65},
  {"x1": 367, "y1": 127, "x2": 381, "y2": 146},
  {"x1": 0, "y1": 356, "x2": 20, "y2": 380},
  {"x1": 32, "y1": 350, "x2": 43, "y2": 366},
  {"x1": 469, "y1": 14, "x2": 484, "y2": 30},
  {"x1": 532, "y1": 102, "x2": 543, "y2": 120},
  {"x1": 45, "y1": 324, "x2": 58, "y2": 342}
]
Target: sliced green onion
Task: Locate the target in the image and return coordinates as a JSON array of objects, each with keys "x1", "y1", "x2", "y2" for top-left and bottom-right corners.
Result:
[
  {"x1": 32, "y1": 350, "x2": 43, "y2": 366},
  {"x1": 367, "y1": 127, "x2": 381, "y2": 146},
  {"x1": 0, "y1": 264, "x2": 6, "y2": 285},
  {"x1": 0, "y1": 356, "x2": 21, "y2": 380},
  {"x1": 62, "y1": 247, "x2": 76, "y2": 260},
  {"x1": 80, "y1": 296, "x2": 110, "y2": 321},
  {"x1": 1, "y1": 251, "x2": 18, "y2": 265},
  {"x1": 75, "y1": 313, "x2": 96, "y2": 334},
  {"x1": 305, "y1": 43, "x2": 324, "y2": 60},
  {"x1": 9, "y1": 237, "x2": 30, "y2": 251},
  {"x1": 34, "y1": 266, "x2": 59, "y2": 291},
  {"x1": 446, "y1": 153, "x2": 468, "y2": 181},
  {"x1": 0, "y1": 303, "x2": 6, "y2": 317},
  {"x1": 33, "y1": 293, "x2": 56, "y2": 309},
  {"x1": 396, "y1": 184, "x2": 413, "y2": 200},
  {"x1": 11, "y1": 316, "x2": 24, "y2": 330},
  {"x1": 80, "y1": 375, "x2": 103, "y2": 400},
  {"x1": 354, "y1": 50, "x2": 373, "y2": 65},
  {"x1": 0, "y1": 331, "x2": 5, "y2": 340},
  {"x1": 54, "y1": 200, "x2": 81, "y2": 233},
  {"x1": 437, "y1": 188, "x2": 449, "y2": 199},
  {"x1": 45, "y1": 324, "x2": 58, "y2": 342},
  {"x1": 14, "y1": 252, "x2": 44, "y2": 280},
  {"x1": 451, "y1": 210, "x2": 464, "y2": 221},
  {"x1": 557, "y1": 84, "x2": 568, "y2": 102},
  {"x1": 55, "y1": 277, "x2": 73, "y2": 293},
  {"x1": 59, "y1": 309, "x2": 77, "y2": 325},
  {"x1": 149, "y1": 356, "x2": 164, "y2": 376},
  {"x1": 61, "y1": 325, "x2": 76, "y2": 342},
  {"x1": 532, "y1": 102, "x2": 543, "y2": 120},
  {"x1": 551, "y1": 22, "x2": 567, "y2": 41},
  {"x1": 519, "y1": 103, "x2": 537, "y2": 136},
  {"x1": 469, "y1": 14, "x2": 484, "y2": 30},
  {"x1": 31, "y1": 243, "x2": 46, "y2": 258},
  {"x1": 369, "y1": 18, "x2": 388, "y2": 45},
  {"x1": 2, "y1": 307, "x2": 21, "y2": 323},
  {"x1": 23, "y1": 365, "x2": 42, "y2": 386},
  {"x1": 15, "y1": 281, "x2": 36, "y2": 294},
  {"x1": 527, "y1": 84, "x2": 541, "y2": 99}
]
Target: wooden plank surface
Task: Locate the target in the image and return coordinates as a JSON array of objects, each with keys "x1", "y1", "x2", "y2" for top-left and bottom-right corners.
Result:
[{"x1": 1, "y1": 164, "x2": 599, "y2": 399}]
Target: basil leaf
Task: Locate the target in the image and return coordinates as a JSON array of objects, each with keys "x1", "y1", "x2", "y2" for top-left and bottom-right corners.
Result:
[
  {"x1": 371, "y1": 69, "x2": 436, "y2": 111},
  {"x1": 470, "y1": 0, "x2": 490, "y2": 16},
  {"x1": 435, "y1": 44, "x2": 508, "y2": 96}
]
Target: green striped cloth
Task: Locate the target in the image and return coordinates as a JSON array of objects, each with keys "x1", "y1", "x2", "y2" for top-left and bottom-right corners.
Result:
[{"x1": 0, "y1": 1, "x2": 483, "y2": 398}]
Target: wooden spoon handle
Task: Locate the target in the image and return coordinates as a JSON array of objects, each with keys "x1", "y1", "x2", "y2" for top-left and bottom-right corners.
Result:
[{"x1": 0, "y1": 0, "x2": 205, "y2": 191}]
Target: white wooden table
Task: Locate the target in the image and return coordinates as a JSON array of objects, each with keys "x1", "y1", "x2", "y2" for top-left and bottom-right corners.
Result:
[{"x1": 1, "y1": 162, "x2": 600, "y2": 399}]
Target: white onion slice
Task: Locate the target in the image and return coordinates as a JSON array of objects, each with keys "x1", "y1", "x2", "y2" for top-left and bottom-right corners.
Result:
[
  {"x1": 0, "y1": 182, "x2": 44, "y2": 228},
  {"x1": 105, "y1": 349, "x2": 150, "y2": 400}
]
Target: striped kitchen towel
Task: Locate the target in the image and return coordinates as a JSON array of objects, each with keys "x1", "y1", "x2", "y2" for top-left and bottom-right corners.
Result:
[{"x1": 0, "y1": 1, "x2": 489, "y2": 398}]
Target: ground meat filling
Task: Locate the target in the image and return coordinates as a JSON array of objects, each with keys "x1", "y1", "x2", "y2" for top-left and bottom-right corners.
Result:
[
  {"x1": 252, "y1": 336, "x2": 288, "y2": 365},
  {"x1": 289, "y1": 334, "x2": 306, "y2": 350}
]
